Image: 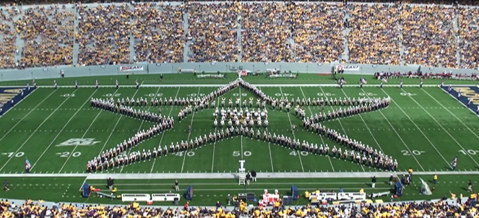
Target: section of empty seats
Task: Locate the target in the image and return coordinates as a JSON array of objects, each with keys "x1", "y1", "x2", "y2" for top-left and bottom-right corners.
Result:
[
  {"x1": 151, "y1": 193, "x2": 181, "y2": 202},
  {"x1": 121, "y1": 194, "x2": 150, "y2": 202}
]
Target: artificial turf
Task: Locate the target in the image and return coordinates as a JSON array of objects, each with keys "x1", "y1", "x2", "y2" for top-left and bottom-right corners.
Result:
[{"x1": 0, "y1": 73, "x2": 478, "y2": 206}]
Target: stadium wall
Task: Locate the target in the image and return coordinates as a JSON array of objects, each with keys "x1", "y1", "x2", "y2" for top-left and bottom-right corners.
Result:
[{"x1": 0, "y1": 63, "x2": 477, "y2": 82}]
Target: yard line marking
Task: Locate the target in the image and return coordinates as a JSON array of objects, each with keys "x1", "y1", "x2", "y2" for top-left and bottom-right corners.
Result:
[
  {"x1": 0, "y1": 88, "x2": 38, "y2": 117},
  {"x1": 0, "y1": 89, "x2": 78, "y2": 172},
  {"x1": 398, "y1": 88, "x2": 479, "y2": 166},
  {"x1": 299, "y1": 87, "x2": 334, "y2": 172},
  {"x1": 0, "y1": 89, "x2": 56, "y2": 144},
  {"x1": 78, "y1": 177, "x2": 88, "y2": 191},
  {"x1": 319, "y1": 87, "x2": 365, "y2": 172},
  {"x1": 33, "y1": 89, "x2": 99, "y2": 171},
  {"x1": 117, "y1": 85, "x2": 160, "y2": 173},
  {"x1": 181, "y1": 87, "x2": 201, "y2": 173},
  {"x1": 210, "y1": 87, "x2": 221, "y2": 173},
  {"x1": 341, "y1": 89, "x2": 384, "y2": 152},
  {"x1": 150, "y1": 87, "x2": 181, "y2": 174},
  {"x1": 259, "y1": 86, "x2": 274, "y2": 172},
  {"x1": 423, "y1": 88, "x2": 479, "y2": 139},
  {"x1": 93, "y1": 84, "x2": 143, "y2": 173},
  {"x1": 279, "y1": 87, "x2": 304, "y2": 172},
  {"x1": 381, "y1": 89, "x2": 452, "y2": 168},
  {"x1": 358, "y1": 88, "x2": 424, "y2": 171},
  {"x1": 239, "y1": 87, "x2": 244, "y2": 160},
  {"x1": 57, "y1": 89, "x2": 117, "y2": 172}
]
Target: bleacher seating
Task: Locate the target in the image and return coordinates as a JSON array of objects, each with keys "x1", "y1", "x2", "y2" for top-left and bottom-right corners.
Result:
[
  {"x1": 1, "y1": 196, "x2": 477, "y2": 217},
  {"x1": 0, "y1": 1, "x2": 479, "y2": 70}
]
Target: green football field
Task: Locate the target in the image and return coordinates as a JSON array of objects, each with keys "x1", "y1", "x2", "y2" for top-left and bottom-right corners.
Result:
[{"x1": 1, "y1": 73, "x2": 479, "y2": 205}]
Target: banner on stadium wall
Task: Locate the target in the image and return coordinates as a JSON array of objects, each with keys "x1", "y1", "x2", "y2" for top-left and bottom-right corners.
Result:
[
  {"x1": 336, "y1": 65, "x2": 360, "y2": 71},
  {"x1": 238, "y1": 70, "x2": 250, "y2": 76},
  {"x1": 119, "y1": 66, "x2": 144, "y2": 72}
]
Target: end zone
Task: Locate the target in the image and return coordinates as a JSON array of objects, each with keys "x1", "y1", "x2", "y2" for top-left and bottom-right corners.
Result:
[
  {"x1": 0, "y1": 86, "x2": 37, "y2": 117},
  {"x1": 441, "y1": 85, "x2": 479, "y2": 116}
]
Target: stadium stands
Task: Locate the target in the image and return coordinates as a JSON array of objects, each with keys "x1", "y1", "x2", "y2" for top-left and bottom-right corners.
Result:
[
  {"x1": 347, "y1": 3, "x2": 401, "y2": 65},
  {"x1": 458, "y1": 7, "x2": 479, "y2": 70},
  {"x1": 0, "y1": 197, "x2": 476, "y2": 217},
  {"x1": 1, "y1": 1, "x2": 479, "y2": 69},
  {"x1": 240, "y1": 2, "x2": 293, "y2": 62},
  {"x1": 187, "y1": 2, "x2": 238, "y2": 62},
  {"x1": 0, "y1": 7, "x2": 19, "y2": 69},
  {"x1": 18, "y1": 5, "x2": 75, "y2": 68},
  {"x1": 77, "y1": 3, "x2": 132, "y2": 66},
  {"x1": 132, "y1": 3, "x2": 184, "y2": 63},
  {"x1": 401, "y1": 5, "x2": 458, "y2": 68},
  {"x1": 293, "y1": 3, "x2": 344, "y2": 63}
]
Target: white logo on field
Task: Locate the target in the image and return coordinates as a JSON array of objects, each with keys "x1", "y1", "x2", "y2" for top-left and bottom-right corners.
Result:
[{"x1": 56, "y1": 138, "x2": 101, "y2": 147}]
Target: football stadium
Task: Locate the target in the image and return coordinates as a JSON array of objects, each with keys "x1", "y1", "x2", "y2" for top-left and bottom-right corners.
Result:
[{"x1": 1, "y1": 0, "x2": 479, "y2": 216}]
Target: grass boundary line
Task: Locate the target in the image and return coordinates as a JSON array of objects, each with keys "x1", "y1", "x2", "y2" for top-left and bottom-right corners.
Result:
[
  {"x1": 1, "y1": 171, "x2": 477, "y2": 179},
  {"x1": 20, "y1": 84, "x2": 478, "y2": 88}
]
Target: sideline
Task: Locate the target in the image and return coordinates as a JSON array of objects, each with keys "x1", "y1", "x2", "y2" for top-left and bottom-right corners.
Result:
[
  {"x1": 1, "y1": 171, "x2": 478, "y2": 179},
  {"x1": 3, "y1": 84, "x2": 475, "y2": 88}
]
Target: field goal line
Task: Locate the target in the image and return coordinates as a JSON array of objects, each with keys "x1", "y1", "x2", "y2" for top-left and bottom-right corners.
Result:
[
  {"x1": 3, "y1": 171, "x2": 479, "y2": 180},
  {"x1": 27, "y1": 84, "x2": 478, "y2": 88}
]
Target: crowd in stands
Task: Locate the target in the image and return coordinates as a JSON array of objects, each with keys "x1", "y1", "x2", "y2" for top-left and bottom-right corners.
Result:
[
  {"x1": 187, "y1": 2, "x2": 239, "y2": 62},
  {"x1": 401, "y1": 5, "x2": 458, "y2": 68},
  {"x1": 2, "y1": 2, "x2": 479, "y2": 69},
  {"x1": 0, "y1": 7, "x2": 19, "y2": 69},
  {"x1": 293, "y1": 3, "x2": 344, "y2": 63},
  {"x1": 458, "y1": 7, "x2": 479, "y2": 70},
  {"x1": 132, "y1": 3, "x2": 184, "y2": 63},
  {"x1": 76, "y1": 3, "x2": 133, "y2": 66},
  {"x1": 18, "y1": 5, "x2": 75, "y2": 68},
  {"x1": 1, "y1": 197, "x2": 478, "y2": 217},
  {"x1": 348, "y1": 3, "x2": 401, "y2": 65},
  {"x1": 240, "y1": 3, "x2": 293, "y2": 62}
]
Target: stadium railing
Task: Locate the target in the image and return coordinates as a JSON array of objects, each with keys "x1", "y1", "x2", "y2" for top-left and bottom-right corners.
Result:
[{"x1": 0, "y1": 62, "x2": 477, "y2": 82}]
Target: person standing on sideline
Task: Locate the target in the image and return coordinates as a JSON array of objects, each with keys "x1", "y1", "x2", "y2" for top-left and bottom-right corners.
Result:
[
  {"x1": 408, "y1": 167, "x2": 413, "y2": 182},
  {"x1": 433, "y1": 174, "x2": 438, "y2": 184},
  {"x1": 175, "y1": 180, "x2": 179, "y2": 192},
  {"x1": 371, "y1": 176, "x2": 377, "y2": 188},
  {"x1": 107, "y1": 177, "x2": 114, "y2": 191},
  {"x1": 246, "y1": 172, "x2": 251, "y2": 185},
  {"x1": 389, "y1": 174, "x2": 394, "y2": 186},
  {"x1": 4, "y1": 180, "x2": 9, "y2": 191},
  {"x1": 468, "y1": 180, "x2": 473, "y2": 193},
  {"x1": 251, "y1": 170, "x2": 257, "y2": 182}
]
